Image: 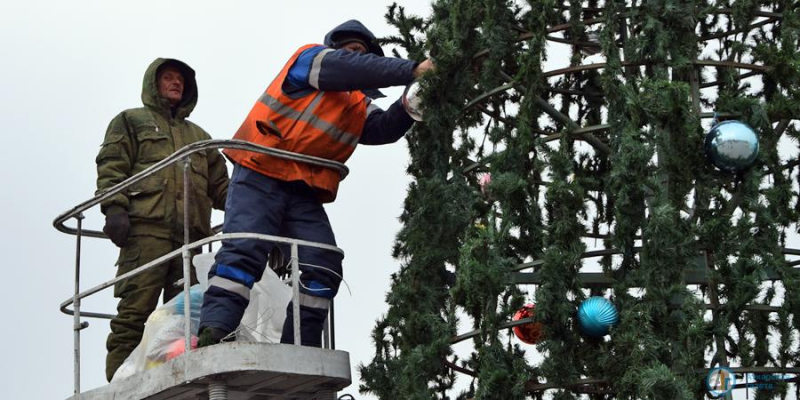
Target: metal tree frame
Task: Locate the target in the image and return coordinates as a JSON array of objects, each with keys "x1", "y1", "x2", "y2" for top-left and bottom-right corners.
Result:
[{"x1": 445, "y1": 3, "x2": 798, "y2": 398}]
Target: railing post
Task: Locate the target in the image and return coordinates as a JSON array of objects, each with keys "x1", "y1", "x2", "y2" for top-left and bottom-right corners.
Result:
[
  {"x1": 182, "y1": 157, "x2": 192, "y2": 354},
  {"x1": 291, "y1": 243, "x2": 301, "y2": 346},
  {"x1": 73, "y1": 213, "x2": 85, "y2": 394},
  {"x1": 330, "y1": 300, "x2": 335, "y2": 350},
  {"x1": 322, "y1": 310, "x2": 329, "y2": 349},
  {"x1": 322, "y1": 299, "x2": 334, "y2": 350}
]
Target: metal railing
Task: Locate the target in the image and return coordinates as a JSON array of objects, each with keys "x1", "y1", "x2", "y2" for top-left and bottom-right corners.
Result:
[{"x1": 53, "y1": 139, "x2": 349, "y2": 395}]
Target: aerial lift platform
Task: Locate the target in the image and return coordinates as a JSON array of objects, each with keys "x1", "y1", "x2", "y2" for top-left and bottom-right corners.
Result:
[
  {"x1": 54, "y1": 140, "x2": 353, "y2": 400},
  {"x1": 69, "y1": 342, "x2": 350, "y2": 399}
]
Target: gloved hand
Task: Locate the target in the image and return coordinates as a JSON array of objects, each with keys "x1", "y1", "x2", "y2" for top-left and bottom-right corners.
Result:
[
  {"x1": 412, "y1": 59, "x2": 435, "y2": 78},
  {"x1": 103, "y1": 209, "x2": 130, "y2": 248}
]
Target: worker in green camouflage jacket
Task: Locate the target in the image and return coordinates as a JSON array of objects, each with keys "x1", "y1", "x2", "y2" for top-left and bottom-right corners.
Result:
[{"x1": 95, "y1": 58, "x2": 229, "y2": 381}]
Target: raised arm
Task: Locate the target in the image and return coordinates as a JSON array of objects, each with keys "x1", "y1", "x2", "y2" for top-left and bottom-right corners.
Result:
[
  {"x1": 284, "y1": 46, "x2": 417, "y2": 94},
  {"x1": 358, "y1": 99, "x2": 415, "y2": 145}
]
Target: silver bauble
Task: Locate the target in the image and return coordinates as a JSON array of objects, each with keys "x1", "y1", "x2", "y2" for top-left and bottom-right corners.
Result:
[
  {"x1": 704, "y1": 120, "x2": 759, "y2": 172},
  {"x1": 402, "y1": 81, "x2": 424, "y2": 122}
]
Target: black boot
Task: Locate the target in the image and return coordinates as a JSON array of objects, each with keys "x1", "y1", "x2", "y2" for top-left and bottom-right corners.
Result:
[
  {"x1": 280, "y1": 303, "x2": 328, "y2": 347},
  {"x1": 197, "y1": 327, "x2": 232, "y2": 348}
]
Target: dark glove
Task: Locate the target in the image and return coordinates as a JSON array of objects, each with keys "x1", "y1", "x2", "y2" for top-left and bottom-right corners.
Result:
[{"x1": 103, "y1": 209, "x2": 130, "y2": 248}]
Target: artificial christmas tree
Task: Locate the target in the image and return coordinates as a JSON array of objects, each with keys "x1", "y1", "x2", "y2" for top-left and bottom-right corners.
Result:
[{"x1": 361, "y1": 1, "x2": 798, "y2": 399}]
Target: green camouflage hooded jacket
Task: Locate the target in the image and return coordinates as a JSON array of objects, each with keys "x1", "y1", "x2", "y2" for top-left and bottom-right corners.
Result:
[{"x1": 96, "y1": 58, "x2": 229, "y2": 242}]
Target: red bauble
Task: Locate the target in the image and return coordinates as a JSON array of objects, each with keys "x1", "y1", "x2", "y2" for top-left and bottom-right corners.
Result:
[{"x1": 512, "y1": 303, "x2": 544, "y2": 345}]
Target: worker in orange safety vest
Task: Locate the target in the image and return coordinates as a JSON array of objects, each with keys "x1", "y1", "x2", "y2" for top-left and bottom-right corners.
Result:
[{"x1": 198, "y1": 20, "x2": 433, "y2": 347}]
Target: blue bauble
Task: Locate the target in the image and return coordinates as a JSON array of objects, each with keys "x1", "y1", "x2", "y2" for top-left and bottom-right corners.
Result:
[
  {"x1": 704, "y1": 120, "x2": 759, "y2": 172},
  {"x1": 577, "y1": 296, "x2": 619, "y2": 337}
]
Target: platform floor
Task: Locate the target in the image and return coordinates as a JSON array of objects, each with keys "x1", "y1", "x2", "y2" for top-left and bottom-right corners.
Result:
[{"x1": 68, "y1": 342, "x2": 351, "y2": 400}]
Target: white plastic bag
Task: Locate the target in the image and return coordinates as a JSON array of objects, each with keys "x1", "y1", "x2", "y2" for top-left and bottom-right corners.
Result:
[
  {"x1": 238, "y1": 266, "x2": 291, "y2": 343},
  {"x1": 111, "y1": 251, "x2": 292, "y2": 382}
]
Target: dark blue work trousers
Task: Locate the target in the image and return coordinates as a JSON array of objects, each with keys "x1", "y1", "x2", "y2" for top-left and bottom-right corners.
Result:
[{"x1": 199, "y1": 163, "x2": 342, "y2": 346}]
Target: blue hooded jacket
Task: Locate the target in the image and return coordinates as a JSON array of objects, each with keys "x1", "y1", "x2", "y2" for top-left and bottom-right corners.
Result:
[
  {"x1": 281, "y1": 20, "x2": 419, "y2": 145},
  {"x1": 323, "y1": 19, "x2": 385, "y2": 57}
]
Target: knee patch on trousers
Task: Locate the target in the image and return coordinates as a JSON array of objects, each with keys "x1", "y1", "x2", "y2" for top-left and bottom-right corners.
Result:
[
  {"x1": 208, "y1": 263, "x2": 258, "y2": 301},
  {"x1": 215, "y1": 263, "x2": 257, "y2": 287},
  {"x1": 301, "y1": 280, "x2": 336, "y2": 299}
]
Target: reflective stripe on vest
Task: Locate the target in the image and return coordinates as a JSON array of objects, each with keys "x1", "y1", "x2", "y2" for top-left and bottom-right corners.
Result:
[
  {"x1": 224, "y1": 44, "x2": 368, "y2": 203},
  {"x1": 258, "y1": 92, "x2": 360, "y2": 147},
  {"x1": 209, "y1": 276, "x2": 251, "y2": 300}
]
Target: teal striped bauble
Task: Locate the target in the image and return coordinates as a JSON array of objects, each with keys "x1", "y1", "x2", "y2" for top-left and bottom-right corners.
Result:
[{"x1": 577, "y1": 296, "x2": 619, "y2": 337}]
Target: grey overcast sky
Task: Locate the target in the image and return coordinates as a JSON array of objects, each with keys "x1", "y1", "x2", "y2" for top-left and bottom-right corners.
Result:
[{"x1": 0, "y1": 1, "x2": 433, "y2": 398}]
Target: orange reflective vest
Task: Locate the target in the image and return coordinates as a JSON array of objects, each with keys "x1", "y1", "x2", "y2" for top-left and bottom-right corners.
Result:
[{"x1": 225, "y1": 44, "x2": 368, "y2": 203}]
